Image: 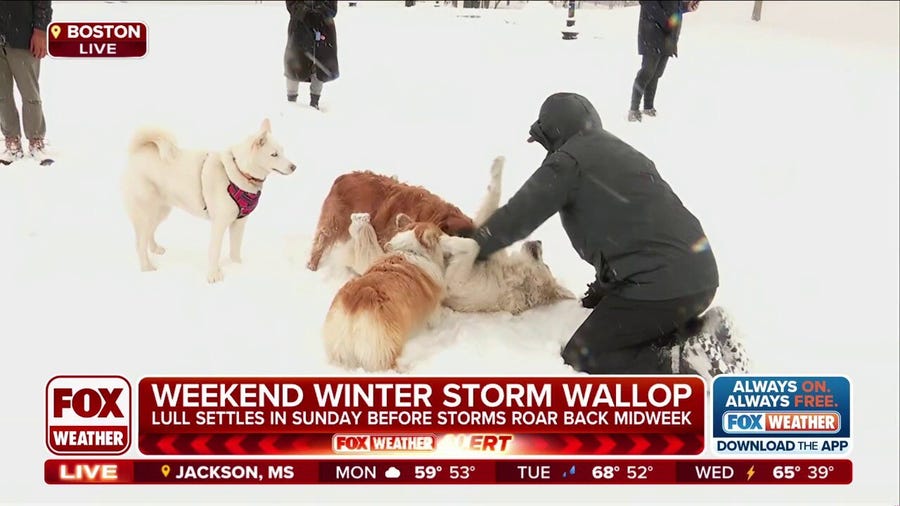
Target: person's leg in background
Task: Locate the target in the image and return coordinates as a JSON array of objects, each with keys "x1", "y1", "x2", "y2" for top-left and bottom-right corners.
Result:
[
  {"x1": 641, "y1": 54, "x2": 669, "y2": 117},
  {"x1": 309, "y1": 72, "x2": 323, "y2": 109},
  {"x1": 4, "y1": 47, "x2": 47, "y2": 157},
  {"x1": 286, "y1": 77, "x2": 300, "y2": 103},
  {"x1": 0, "y1": 46, "x2": 24, "y2": 164},
  {"x1": 561, "y1": 289, "x2": 726, "y2": 379},
  {"x1": 629, "y1": 53, "x2": 663, "y2": 122}
]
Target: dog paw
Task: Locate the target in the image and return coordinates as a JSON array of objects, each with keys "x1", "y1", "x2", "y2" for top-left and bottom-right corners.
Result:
[
  {"x1": 490, "y1": 156, "x2": 505, "y2": 179},
  {"x1": 140, "y1": 263, "x2": 157, "y2": 272},
  {"x1": 230, "y1": 254, "x2": 242, "y2": 264},
  {"x1": 440, "y1": 235, "x2": 474, "y2": 256},
  {"x1": 207, "y1": 268, "x2": 224, "y2": 284},
  {"x1": 349, "y1": 213, "x2": 372, "y2": 238},
  {"x1": 150, "y1": 244, "x2": 166, "y2": 255}
]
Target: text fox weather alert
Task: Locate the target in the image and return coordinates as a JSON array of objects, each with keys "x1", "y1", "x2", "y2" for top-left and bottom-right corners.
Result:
[
  {"x1": 711, "y1": 375, "x2": 851, "y2": 455},
  {"x1": 45, "y1": 376, "x2": 132, "y2": 455}
]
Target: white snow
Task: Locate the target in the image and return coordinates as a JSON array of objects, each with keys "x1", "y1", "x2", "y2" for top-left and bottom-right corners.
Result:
[{"x1": 1, "y1": 0, "x2": 897, "y2": 503}]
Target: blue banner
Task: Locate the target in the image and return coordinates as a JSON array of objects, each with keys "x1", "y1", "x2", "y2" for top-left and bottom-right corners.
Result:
[{"x1": 711, "y1": 375, "x2": 852, "y2": 455}]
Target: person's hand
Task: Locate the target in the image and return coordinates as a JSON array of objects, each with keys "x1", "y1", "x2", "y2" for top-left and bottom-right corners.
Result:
[
  {"x1": 687, "y1": 1, "x2": 700, "y2": 12},
  {"x1": 31, "y1": 29, "x2": 48, "y2": 59}
]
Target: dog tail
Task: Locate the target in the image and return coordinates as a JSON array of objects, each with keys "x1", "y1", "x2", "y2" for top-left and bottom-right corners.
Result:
[
  {"x1": 129, "y1": 128, "x2": 180, "y2": 163},
  {"x1": 322, "y1": 291, "x2": 405, "y2": 372}
]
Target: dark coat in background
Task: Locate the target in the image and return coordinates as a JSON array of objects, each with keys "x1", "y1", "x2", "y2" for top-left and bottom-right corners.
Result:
[
  {"x1": 637, "y1": 0, "x2": 688, "y2": 57},
  {"x1": 471, "y1": 93, "x2": 719, "y2": 302},
  {"x1": 0, "y1": 1, "x2": 52, "y2": 50},
  {"x1": 284, "y1": 0, "x2": 339, "y2": 83}
]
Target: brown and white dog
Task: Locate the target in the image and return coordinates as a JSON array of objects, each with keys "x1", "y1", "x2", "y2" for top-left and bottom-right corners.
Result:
[
  {"x1": 340, "y1": 159, "x2": 576, "y2": 315},
  {"x1": 305, "y1": 157, "x2": 504, "y2": 272},
  {"x1": 322, "y1": 215, "x2": 446, "y2": 372}
]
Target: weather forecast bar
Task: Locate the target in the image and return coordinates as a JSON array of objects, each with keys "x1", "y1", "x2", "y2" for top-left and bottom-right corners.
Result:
[{"x1": 44, "y1": 459, "x2": 852, "y2": 485}]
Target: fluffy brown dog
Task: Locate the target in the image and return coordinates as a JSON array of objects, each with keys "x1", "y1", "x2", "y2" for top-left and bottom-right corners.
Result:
[
  {"x1": 306, "y1": 160, "x2": 503, "y2": 271},
  {"x1": 321, "y1": 215, "x2": 446, "y2": 372}
]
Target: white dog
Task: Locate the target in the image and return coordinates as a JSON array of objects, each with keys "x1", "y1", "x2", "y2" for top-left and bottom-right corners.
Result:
[
  {"x1": 344, "y1": 158, "x2": 575, "y2": 315},
  {"x1": 121, "y1": 119, "x2": 296, "y2": 283}
]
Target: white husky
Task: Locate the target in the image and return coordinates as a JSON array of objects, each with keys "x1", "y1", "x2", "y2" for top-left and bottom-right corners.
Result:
[
  {"x1": 345, "y1": 157, "x2": 575, "y2": 315},
  {"x1": 121, "y1": 119, "x2": 296, "y2": 283}
]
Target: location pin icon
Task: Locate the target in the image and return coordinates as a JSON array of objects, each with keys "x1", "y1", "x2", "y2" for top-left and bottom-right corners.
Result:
[
  {"x1": 50, "y1": 25, "x2": 61, "y2": 39},
  {"x1": 161, "y1": 465, "x2": 171, "y2": 478}
]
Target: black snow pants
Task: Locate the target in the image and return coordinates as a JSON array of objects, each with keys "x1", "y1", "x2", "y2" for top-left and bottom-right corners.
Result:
[
  {"x1": 630, "y1": 53, "x2": 670, "y2": 111},
  {"x1": 561, "y1": 288, "x2": 716, "y2": 374}
]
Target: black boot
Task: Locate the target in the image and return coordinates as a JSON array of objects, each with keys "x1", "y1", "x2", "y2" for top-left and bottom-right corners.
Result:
[
  {"x1": 310, "y1": 94, "x2": 321, "y2": 109},
  {"x1": 287, "y1": 93, "x2": 298, "y2": 103}
]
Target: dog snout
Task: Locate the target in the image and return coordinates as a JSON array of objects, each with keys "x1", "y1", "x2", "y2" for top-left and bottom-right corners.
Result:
[{"x1": 289, "y1": 163, "x2": 297, "y2": 173}]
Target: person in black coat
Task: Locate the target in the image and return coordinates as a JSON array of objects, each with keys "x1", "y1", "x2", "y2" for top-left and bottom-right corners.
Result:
[
  {"x1": 284, "y1": 1, "x2": 339, "y2": 110},
  {"x1": 628, "y1": 0, "x2": 699, "y2": 122},
  {"x1": 468, "y1": 92, "x2": 735, "y2": 377}
]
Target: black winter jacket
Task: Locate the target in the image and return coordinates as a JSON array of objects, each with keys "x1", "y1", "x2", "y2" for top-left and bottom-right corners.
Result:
[
  {"x1": 284, "y1": 0, "x2": 339, "y2": 83},
  {"x1": 638, "y1": 0, "x2": 689, "y2": 57},
  {"x1": 472, "y1": 93, "x2": 718, "y2": 301},
  {"x1": 0, "y1": 1, "x2": 52, "y2": 50}
]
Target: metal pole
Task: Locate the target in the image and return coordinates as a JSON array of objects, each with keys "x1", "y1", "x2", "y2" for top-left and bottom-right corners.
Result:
[{"x1": 562, "y1": 0, "x2": 578, "y2": 40}]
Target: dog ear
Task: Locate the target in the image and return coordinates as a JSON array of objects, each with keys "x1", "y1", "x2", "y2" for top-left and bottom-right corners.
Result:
[
  {"x1": 421, "y1": 226, "x2": 442, "y2": 250},
  {"x1": 252, "y1": 119, "x2": 271, "y2": 150},
  {"x1": 395, "y1": 213, "x2": 414, "y2": 229},
  {"x1": 253, "y1": 131, "x2": 267, "y2": 150}
]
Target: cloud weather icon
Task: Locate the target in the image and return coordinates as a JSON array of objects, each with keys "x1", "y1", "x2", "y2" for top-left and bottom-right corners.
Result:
[{"x1": 384, "y1": 467, "x2": 401, "y2": 479}]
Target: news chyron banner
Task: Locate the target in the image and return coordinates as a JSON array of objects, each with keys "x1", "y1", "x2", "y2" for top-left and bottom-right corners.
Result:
[
  {"x1": 712, "y1": 375, "x2": 852, "y2": 455},
  {"x1": 136, "y1": 377, "x2": 704, "y2": 456},
  {"x1": 44, "y1": 374, "x2": 854, "y2": 485}
]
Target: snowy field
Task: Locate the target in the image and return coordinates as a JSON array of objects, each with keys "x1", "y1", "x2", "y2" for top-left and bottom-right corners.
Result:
[{"x1": 1, "y1": 0, "x2": 897, "y2": 503}]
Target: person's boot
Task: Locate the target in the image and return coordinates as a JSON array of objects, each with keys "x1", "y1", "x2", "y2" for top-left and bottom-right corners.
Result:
[
  {"x1": 28, "y1": 137, "x2": 55, "y2": 166},
  {"x1": 662, "y1": 308, "x2": 752, "y2": 380},
  {"x1": 1, "y1": 136, "x2": 24, "y2": 165},
  {"x1": 287, "y1": 93, "x2": 298, "y2": 102},
  {"x1": 697, "y1": 306, "x2": 752, "y2": 374},
  {"x1": 627, "y1": 109, "x2": 642, "y2": 122},
  {"x1": 641, "y1": 108, "x2": 657, "y2": 117},
  {"x1": 310, "y1": 94, "x2": 321, "y2": 110}
]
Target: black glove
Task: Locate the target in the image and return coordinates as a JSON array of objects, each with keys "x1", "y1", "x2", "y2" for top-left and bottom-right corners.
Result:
[{"x1": 580, "y1": 280, "x2": 604, "y2": 309}]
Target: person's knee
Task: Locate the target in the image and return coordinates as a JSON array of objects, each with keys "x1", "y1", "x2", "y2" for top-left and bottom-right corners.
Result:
[{"x1": 561, "y1": 337, "x2": 599, "y2": 374}]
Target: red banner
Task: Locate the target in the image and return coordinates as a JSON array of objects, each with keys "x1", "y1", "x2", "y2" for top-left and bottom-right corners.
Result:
[
  {"x1": 44, "y1": 459, "x2": 853, "y2": 485},
  {"x1": 137, "y1": 377, "x2": 705, "y2": 456},
  {"x1": 47, "y1": 22, "x2": 147, "y2": 58}
]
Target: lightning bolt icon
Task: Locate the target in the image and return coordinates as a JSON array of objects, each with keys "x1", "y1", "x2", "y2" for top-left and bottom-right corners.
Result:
[{"x1": 746, "y1": 465, "x2": 755, "y2": 481}]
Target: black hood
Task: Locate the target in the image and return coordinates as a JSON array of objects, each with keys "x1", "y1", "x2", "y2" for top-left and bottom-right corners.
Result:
[{"x1": 528, "y1": 93, "x2": 603, "y2": 152}]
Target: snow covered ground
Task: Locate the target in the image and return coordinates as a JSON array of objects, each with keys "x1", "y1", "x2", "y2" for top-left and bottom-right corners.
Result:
[{"x1": 1, "y1": 0, "x2": 897, "y2": 503}]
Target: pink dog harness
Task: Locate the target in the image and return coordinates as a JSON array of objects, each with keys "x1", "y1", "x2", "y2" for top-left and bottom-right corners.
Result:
[
  {"x1": 227, "y1": 183, "x2": 261, "y2": 219},
  {"x1": 198, "y1": 153, "x2": 262, "y2": 219}
]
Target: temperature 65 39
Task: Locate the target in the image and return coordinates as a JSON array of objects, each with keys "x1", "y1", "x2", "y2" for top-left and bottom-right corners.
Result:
[{"x1": 773, "y1": 465, "x2": 835, "y2": 480}]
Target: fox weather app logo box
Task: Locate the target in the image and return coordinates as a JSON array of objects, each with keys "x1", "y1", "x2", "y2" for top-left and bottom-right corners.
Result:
[
  {"x1": 711, "y1": 375, "x2": 851, "y2": 455},
  {"x1": 46, "y1": 376, "x2": 132, "y2": 455}
]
